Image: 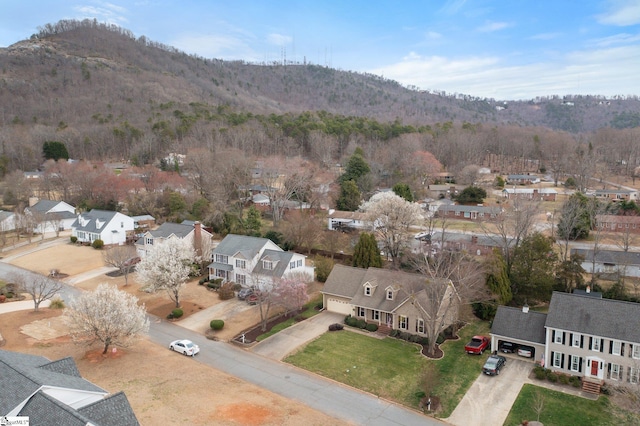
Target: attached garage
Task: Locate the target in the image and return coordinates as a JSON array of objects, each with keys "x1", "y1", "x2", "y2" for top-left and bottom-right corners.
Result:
[
  {"x1": 324, "y1": 295, "x2": 353, "y2": 316},
  {"x1": 490, "y1": 306, "x2": 548, "y2": 365}
]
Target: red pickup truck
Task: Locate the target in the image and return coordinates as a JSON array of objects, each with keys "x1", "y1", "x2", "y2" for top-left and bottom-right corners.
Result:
[{"x1": 465, "y1": 335, "x2": 490, "y2": 355}]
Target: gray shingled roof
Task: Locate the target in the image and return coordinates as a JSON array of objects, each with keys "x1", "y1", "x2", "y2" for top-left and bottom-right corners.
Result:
[
  {"x1": 0, "y1": 350, "x2": 140, "y2": 425},
  {"x1": 72, "y1": 209, "x2": 119, "y2": 233},
  {"x1": 322, "y1": 264, "x2": 367, "y2": 298},
  {"x1": 437, "y1": 205, "x2": 502, "y2": 215},
  {"x1": 546, "y1": 291, "x2": 640, "y2": 343},
  {"x1": 571, "y1": 248, "x2": 640, "y2": 267},
  {"x1": 213, "y1": 234, "x2": 274, "y2": 259},
  {"x1": 149, "y1": 222, "x2": 193, "y2": 239},
  {"x1": 252, "y1": 249, "x2": 294, "y2": 278},
  {"x1": 78, "y1": 391, "x2": 140, "y2": 426},
  {"x1": 29, "y1": 199, "x2": 59, "y2": 213},
  {"x1": 491, "y1": 306, "x2": 547, "y2": 344}
]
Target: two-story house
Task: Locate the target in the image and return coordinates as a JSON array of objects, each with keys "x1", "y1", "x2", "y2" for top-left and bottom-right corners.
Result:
[
  {"x1": 25, "y1": 199, "x2": 76, "y2": 233},
  {"x1": 135, "y1": 221, "x2": 213, "y2": 259},
  {"x1": 491, "y1": 291, "x2": 640, "y2": 393},
  {"x1": 322, "y1": 264, "x2": 459, "y2": 335},
  {"x1": 71, "y1": 210, "x2": 134, "y2": 246},
  {"x1": 207, "y1": 234, "x2": 314, "y2": 287}
]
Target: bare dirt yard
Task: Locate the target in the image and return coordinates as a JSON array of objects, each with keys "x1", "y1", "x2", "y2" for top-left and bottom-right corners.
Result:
[{"x1": 0, "y1": 241, "x2": 345, "y2": 426}]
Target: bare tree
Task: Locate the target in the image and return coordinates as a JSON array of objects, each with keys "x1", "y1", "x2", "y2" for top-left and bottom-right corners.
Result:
[
  {"x1": 46, "y1": 211, "x2": 65, "y2": 237},
  {"x1": 136, "y1": 238, "x2": 197, "y2": 308},
  {"x1": 273, "y1": 277, "x2": 309, "y2": 316},
  {"x1": 532, "y1": 389, "x2": 545, "y2": 422},
  {"x1": 360, "y1": 191, "x2": 423, "y2": 268},
  {"x1": 65, "y1": 283, "x2": 149, "y2": 354},
  {"x1": 281, "y1": 211, "x2": 324, "y2": 253},
  {"x1": 102, "y1": 245, "x2": 138, "y2": 286},
  {"x1": 12, "y1": 272, "x2": 63, "y2": 312}
]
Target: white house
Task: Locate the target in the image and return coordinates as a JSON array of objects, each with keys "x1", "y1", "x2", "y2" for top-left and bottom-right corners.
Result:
[
  {"x1": 24, "y1": 199, "x2": 76, "y2": 233},
  {"x1": 208, "y1": 234, "x2": 314, "y2": 286},
  {"x1": 327, "y1": 209, "x2": 370, "y2": 231},
  {"x1": 71, "y1": 210, "x2": 134, "y2": 245},
  {"x1": 135, "y1": 221, "x2": 213, "y2": 259},
  {"x1": 0, "y1": 210, "x2": 16, "y2": 232}
]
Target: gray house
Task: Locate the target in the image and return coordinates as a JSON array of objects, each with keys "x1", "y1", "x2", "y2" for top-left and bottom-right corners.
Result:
[
  {"x1": 491, "y1": 291, "x2": 640, "y2": 393},
  {"x1": 0, "y1": 349, "x2": 139, "y2": 425}
]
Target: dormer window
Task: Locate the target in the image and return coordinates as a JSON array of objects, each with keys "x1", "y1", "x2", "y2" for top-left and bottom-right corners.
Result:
[
  {"x1": 145, "y1": 237, "x2": 153, "y2": 245},
  {"x1": 364, "y1": 285, "x2": 372, "y2": 296},
  {"x1": 387, "y1": 289, "x2": 393, "y2": 300},
  {"x1": 263, "y1": 260, "x2": 273, "y2": 270}
]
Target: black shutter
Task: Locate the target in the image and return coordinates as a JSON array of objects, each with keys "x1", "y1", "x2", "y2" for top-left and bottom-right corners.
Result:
[
  {"x1": 552, "y1": 330, "x2": 556, "y2": 342},
  {"x1": 569, "y1": 333, "x2": 573, "y2": 346},
  {"x1": 580, "y1": 335, "x2": 584, "y2": 348},
  {"x1": 551, "y1": 351, "x2": 555, "y2": 367},
  {"x1": 600, "y1": 338, "x2": 604, "y2": 352},
  {"x1": 562, "y1": 332, "x2": 566, "y2": 345},
  {"x1": 579, "y1": 357, "x2": 582, "y2": 373},
  {"x1": 589, "y1": 336, "x2": 593, "y2": 350},
  {"x1": 622, "y1": 343, "x2": 625, "y2": 357},
  {"x1": 561, "y1": 353, "x2": 565, "y2": 369},
  {"x1": 610, "y1": 340, "x2": 614, "y2": 354}
]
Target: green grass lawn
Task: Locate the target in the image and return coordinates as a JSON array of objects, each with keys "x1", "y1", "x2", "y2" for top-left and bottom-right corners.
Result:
[
  {"x1": 285, "y1": 320, "x2": 491, "y2": 416},
  {"x1": 504, "y1": 384, "x2": 640, "y2": 426}
]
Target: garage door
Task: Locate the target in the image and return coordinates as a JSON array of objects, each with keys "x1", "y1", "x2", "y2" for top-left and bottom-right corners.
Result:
[{"x1": 326, "y1": 297, "x2": 353, "y2": 316}]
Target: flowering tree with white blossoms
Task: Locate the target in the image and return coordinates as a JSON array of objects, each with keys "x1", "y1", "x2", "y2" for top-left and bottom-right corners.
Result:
[
  {"x1": 65, "y1": 283, "x2": 149, "y2": 354},
  {"x1": 136, "y1": 237, "x2": 198, "y2": 308},
  {"x1": 359, "y1": 191, "x2": 423, "y2": 267}
]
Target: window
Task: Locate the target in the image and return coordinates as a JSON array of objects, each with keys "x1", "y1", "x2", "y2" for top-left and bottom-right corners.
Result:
[
  {"x1": 570, "y1": 356, "x2": 580, "y2": 372},
  {"x1": 236, "y1": 274, "x2": 246, "y2": 286},
  {"x1": 364, "y1": 285, "x2": 372, "y2": 296},
  {"x1": 416, "y1": 319, "x2": 425, "y2": 334},
  {"x1": 121, "y1": 221, "x2": 124, "y2": 228},
  {"x1": 552, "y1": 352, "x2": 562, "y2": 368},
  {"x1": 633, "y1": 344, "x2": 640, "y2": 359},
  {"x1": 612, "y1": 341, "x2": 622, "y2": 356},
  {"x1": 630, "y1": 367, "x2": 639, "y2": 384},
  {"x1": 387, "y1": 290, "x2": 393, "y2": 300},
  {"x1": 215, "y1": 269, "x2": 227, "y2": 279},
  {"x1": 398, "y1": 316, "x2": 408, "y2": 330},
  {"x1": 572, "y1": 334, "x2": 581, "y2": 347},
  {"x1": 611, "y1": 364, "x2": 621, "y2": 380},
  {"x1": 554, "y1": 331, "x2": 563, "y2": 344},
  {"x1": 146, "y1": 237, "x2": 153, "y2": 245},
  {"x1": 591, "y1": 337, "x2": 601, "y2": 352},
  {"x1": 357, "y1": 307, "x2": 365, "y2": 317},
  {"x1": 236, "y1": 259, "x2": 246, "y2": 269},
  {"x1": 263, "y1": 260, "x2": 273, "y2": 270},
  {"x1": 372, "y1": 310, "x2": 380, "y2": 321},
  {"x1": 215, "y1": 254, "x2": 228, "y2": 264},
  {"x1": 290, "y1": 261, "x2": 296, "y2": 269},
  {"x1": 296, "y1": 259, "x2": 302, "y2": 267}
]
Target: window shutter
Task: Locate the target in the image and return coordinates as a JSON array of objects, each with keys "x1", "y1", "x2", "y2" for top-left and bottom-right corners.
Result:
[
  {"x1": 579, "y1": 357, "x2": 582, "y2": 373},
  {"x1": 563, "y1": 332, "x2": 566, "y2": 345},
  {"x1": 551, "y1": 351, "x2": 555, "y2": 366},
  {"x1": 552, "y1": 330, "x2": 556, "y2": 342},
  {"x1": 600, "y1": 338, "x2": 604, "y2": 353},
  {"x1": 589, "y1": 336, "x2": 593, "y2": 349},
  {"x1": 610, "y1": 340, "x2": 614, "y2": 354},
  {"x1": 561, "y1": 353, "x2": 565, "y2": 369},
  {"x1": 622, "y1": 343, "x2": 625, "y2": 357},
  {"x1": 580, "y1": 335, "x2": 584, "y2": 348},
  {"x1": 569, "y1": 333, "x2": 573, "y2": 345}
]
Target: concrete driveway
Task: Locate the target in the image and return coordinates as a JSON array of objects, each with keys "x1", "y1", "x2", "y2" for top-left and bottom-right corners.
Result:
[
  {"x1": 445, "y1": 357, "x2": 532, "y2": 426},
  {"x1": 176, "y1": 297, "x2": 254, "y2": 333},
  {"x1": 251, "y1": 310, "x2": 345, "y2": 360}
]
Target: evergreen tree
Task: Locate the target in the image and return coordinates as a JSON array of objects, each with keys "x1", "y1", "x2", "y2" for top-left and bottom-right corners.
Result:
[
  {"x1": 392, "y1": 183, "x2": 413, "y2": 202},
  {"x1": 42, "y1": 141, "x2": 69, "y2": 161},
  {"x1": 244, "y1": 206, "x2": 262, "y2": 235},
  {"x1": 336, "y1": 180, "x2": 361, "y2": 211},
  {"x1": 455, "y1": 186, "x2": 487, "y2": 204},
  {"x1": 339, "y1": 148, "x2": 371, "y2": 194},
  {"x1": 352, "y1": 232, "x2": 382, "y2": 268},
  {"x1": 509, "y1": 232, "x2": 557, "y2": 303}
]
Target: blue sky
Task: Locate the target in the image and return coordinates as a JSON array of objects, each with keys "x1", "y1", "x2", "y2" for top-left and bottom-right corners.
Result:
[{"x1": 1, "y1": 0, "x2": 639, "y2": 100}]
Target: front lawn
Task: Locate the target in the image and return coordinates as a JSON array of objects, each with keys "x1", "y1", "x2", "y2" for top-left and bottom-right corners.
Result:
[
  {"x1": 256, "y1": 295, "x2": 323, "y2": 341},
  {"x1": 504, "y1": 384, "x2": 640, "y2": 426},
  {"x1": 285, "y1": 320, "x2": 491, "y2": 415}
]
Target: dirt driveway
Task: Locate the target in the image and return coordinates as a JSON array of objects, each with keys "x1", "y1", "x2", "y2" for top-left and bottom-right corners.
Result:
[{"x1": 0, "y1": 239, "x2": 346, "y2": 426}]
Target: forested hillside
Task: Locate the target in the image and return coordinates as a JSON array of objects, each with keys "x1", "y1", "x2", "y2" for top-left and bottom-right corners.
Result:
[{"x1": 0, "y1": 19, "x2": 638, "y2": 179}]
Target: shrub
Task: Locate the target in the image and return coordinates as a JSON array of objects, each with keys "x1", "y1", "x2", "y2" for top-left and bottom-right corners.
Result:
[
  {"x1": 70, "y1": 236, "x2": 77, "y2": 243},
  {"x1": 355, "y1": 319, "x2": 367, "y2": 329},
  {"x1": 207, "y1": 281, "x2": 221, "y2": 291},
  {"x1": 533, "y1": 366, "x2": 547, "y2": 380},
  {"x1": 328, "y1": 323, "x2": 344, "y2": 331},
  {"x1": 198, "y1": 277, "x2": 209, "y2": 285},
  {"x1": 171, "y1": 308, "x2": 184, "y2": 319},
  {"x1": 547, "y1": 372, "x2": 558, "y2": 383},
  {"x1": 344, "y1": 315, "x2": 358, "y2": 327},
  {"x1": 314, "y1": 256, "x2": 334, "y2": 283},
  {"x1": 218, "y1": 282, "x2": 235, "y2": 300},
  {"x1": 570, "y1": 376, "x2": 581, "y2": 387},
  {"x1": 49, "y1": 298, "x2": 65, "y2": 309},
  {"x1": 436, "y1": 334, "x2": 446, "y2": 345},
  {"x1": 365, "y1": 323, "x2": 378, "y2": 332},
  {"x1": 6, "y1": 292, "x2": 14, "y2": 299},
  {"x1": 389, "y1": 329, "x2": 399, "y2": 337},
  {"x1": 558, "y1": 374, "x2": 570, "y2": 385},
  {"x1": 419, "y1": 337, "x2": 429, "y2": 346},
  {"x1": 315, "y1": 301, "x2": 323, "y2": 310},
  {"x1": 91, "y1": 239, "x2": 104, "y2": 249},
  {"x1": 210, "y1": 319, "x2": 224, "y2": 330},
  {"x1": 408, "y1": 334, "x2": 420, "y2": 343}
]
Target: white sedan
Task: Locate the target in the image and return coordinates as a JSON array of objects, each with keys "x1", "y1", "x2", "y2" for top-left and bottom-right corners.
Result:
[{"x1": 169, "y1": 339, "x2": 200, "y2": 356}]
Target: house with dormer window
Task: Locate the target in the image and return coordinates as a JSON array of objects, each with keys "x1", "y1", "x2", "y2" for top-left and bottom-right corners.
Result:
[
  {"x1": 322, "y1": 264, "x2": 458, "y2": 335},
  {"x1": 71, "y1": 210, "x2": 134, "y2": 245},
  {"x1": 207, "y1": 234, "x2": 314, "y2": 287},
  {"x1": 491, "y1": 291, "x2": 640, "y2": 393}
]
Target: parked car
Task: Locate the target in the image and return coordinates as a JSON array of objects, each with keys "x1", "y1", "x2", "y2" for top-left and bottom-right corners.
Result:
[
  {"x1": 517, "y1": 346, "x2": 534, "y2": 358},
  {"x1": 246, "y1": 293, "x2": 259, "y2": 305},
  {"x1": 500, "y1": 341, "x2": 516, "y2": 353},
  {"x1": 169, "y1": 339, "x2": 200, "y2": 356},
  {"x1": 482, "y1": 354, "x2": 507, "y2": 376},
  {"x1": 237, "y1": 287, "x2": 254, "y2": 300},
  {"x1": 414, "y1": 231, "x2": 432, "y2": 241},
  {"x1": 465, "y1": 335, "x2": 490, "y2": 355}
]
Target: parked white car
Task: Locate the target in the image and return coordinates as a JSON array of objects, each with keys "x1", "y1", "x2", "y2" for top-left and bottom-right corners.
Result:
[
  {"x1": 517, "y1": 346, "x2": 533, "y2": 358},
  {"x1": 169, "y1": 339, "x2": 200, "y2": 356}
]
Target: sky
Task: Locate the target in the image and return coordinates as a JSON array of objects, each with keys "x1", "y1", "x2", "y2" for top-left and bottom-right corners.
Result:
[{"x1": 1, "y1": 0, "x2": 639, "y2": 101}]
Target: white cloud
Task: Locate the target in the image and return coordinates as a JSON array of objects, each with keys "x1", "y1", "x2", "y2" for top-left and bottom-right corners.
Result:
[
  {"x1": 477, "y1": 21, "x2": 512, "y2": 32},
  {"x1": 267, "y1": 33, "x2": 292, "y2": 46},
  {"x1": 597, "y1": 0, "x2": 640, "y2": 26},
  {"x1": 74, "y1": 1, "x2": 129, "y2": 24},
  {"x1": 369, "y1": 44, "x2": 640, "y2": 100}
]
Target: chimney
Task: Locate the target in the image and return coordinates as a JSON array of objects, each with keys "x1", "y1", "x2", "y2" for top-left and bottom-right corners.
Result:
[
  {"x1": 194, "y1": 221, "x2": 202, "y2": 259},
  {"x1": 522, "y1": 304, "x2": 529, "y2": 314}
]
